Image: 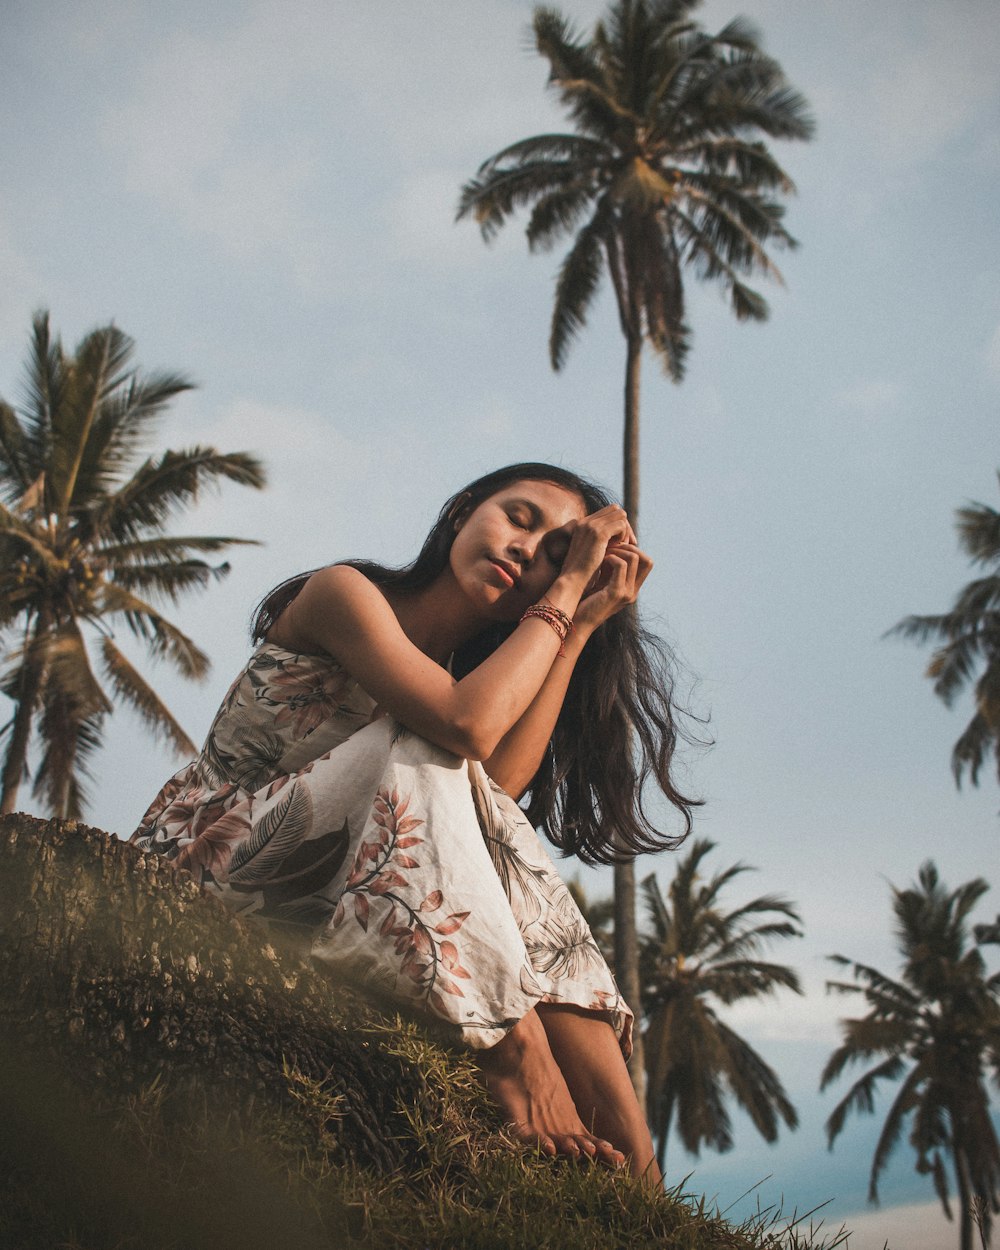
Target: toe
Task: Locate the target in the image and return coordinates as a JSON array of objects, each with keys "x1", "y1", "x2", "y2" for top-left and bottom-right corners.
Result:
[{"x1": 593, "y1": 1138, "x2": 626, "y2": 1169}]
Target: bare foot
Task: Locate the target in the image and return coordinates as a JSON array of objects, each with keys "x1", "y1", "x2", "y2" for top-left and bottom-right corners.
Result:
[
  {"x1": 537, "y1": 1004, "x2": 661, "y2": 1187},
  {"x1": 476, "y1": 1008, "x2": 626, "y2": 1170}
]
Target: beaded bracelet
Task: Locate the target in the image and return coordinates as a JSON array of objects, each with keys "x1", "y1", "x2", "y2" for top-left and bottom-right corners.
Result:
[
  {"x1": 540, "y1": 596, "x2": 574, "y2": 635},
  {"x1": 520, "y1": 601, "x2": 574, "y2": 656}
]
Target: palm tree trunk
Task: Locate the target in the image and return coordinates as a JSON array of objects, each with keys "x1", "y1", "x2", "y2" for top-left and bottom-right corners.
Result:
[
  {"x1": 615, "y1": 330, "x2": 645, "y2": 1102},
  {"x1": 955, "y1": 1146, "x2": 973, "y2": 1250},
  {"x1": 655, "y1": 1089, "x2": 675, "y2": 1175},
  {"x1": 622, "y1": 332, "x2": 641, "y2": 533},
  {"x1": 0, "y1": 619, "x2": 46, "y2": 815}
]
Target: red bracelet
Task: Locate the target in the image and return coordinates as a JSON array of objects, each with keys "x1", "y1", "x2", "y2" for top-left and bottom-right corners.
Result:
[{"x1": 520, "y1": 603, "x2": 571, "y2": 656}]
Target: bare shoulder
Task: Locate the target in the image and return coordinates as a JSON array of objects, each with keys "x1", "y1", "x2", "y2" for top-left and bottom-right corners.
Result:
[
  {"x1": 290, "y1": 565, "x2": 401, "y2": 657},
  {"x1": 301, "y1": 563, "x2": 376, "y2": 600}
]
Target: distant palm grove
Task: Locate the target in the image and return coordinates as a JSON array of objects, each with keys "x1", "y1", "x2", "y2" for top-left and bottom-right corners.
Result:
[{"x1": 0, "y1": 312, "x2": 265, "y2": 819}]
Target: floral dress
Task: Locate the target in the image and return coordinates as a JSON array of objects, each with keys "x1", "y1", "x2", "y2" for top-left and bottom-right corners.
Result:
[{"x1": 132, "y1": 643, "x2": 631, "y2": 1053}]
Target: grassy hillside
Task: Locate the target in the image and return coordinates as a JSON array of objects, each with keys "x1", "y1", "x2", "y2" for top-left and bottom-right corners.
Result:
[{"x1": 0, "y1": 814, "x2": 846, "y2": 1250}]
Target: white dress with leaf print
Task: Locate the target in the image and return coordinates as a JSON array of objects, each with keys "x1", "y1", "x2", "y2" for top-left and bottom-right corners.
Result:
[{"x1": 132, "y1": 643, "x2": 632, "y2": 1053}]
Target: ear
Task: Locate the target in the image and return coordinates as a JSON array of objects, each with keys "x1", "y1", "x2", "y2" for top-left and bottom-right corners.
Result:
[{"x1": 448, "y1": 492, "x2": 472, "y2": 532}]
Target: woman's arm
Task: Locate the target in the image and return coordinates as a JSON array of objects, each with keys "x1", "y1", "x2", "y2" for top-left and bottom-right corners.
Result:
[
  {"x1": 481, "y1": 540, "x2": 652, "y2": 797},
  {"x1": 274, "y1": 508, "x2": 633, "y2": 760}
]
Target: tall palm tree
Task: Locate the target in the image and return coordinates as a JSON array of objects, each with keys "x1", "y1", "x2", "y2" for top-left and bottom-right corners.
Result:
[
  {"x1": 640, "y1": 838, "x2": 802, "y2": 1171},
  {"x1": 888, "y1": 474, "x2": 1000, "y2": 788},
  {"x1": 457, "y1": 0, "x2": 814, "y2": 1090},
  {"x1": 821, "y1": 862, "x2": 1000, "y2": 1250},
  {"x1": 0, "y1": 311, "x2": 265, "y2": 819}
]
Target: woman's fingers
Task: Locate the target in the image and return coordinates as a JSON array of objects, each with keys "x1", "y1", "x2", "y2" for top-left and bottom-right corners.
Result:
[
  {"x1": 593, "y1": 543, "x2": 649, "y2": 602},
  {"x1": 562, "y1": 507, "x2": 632, "y2": 578}
]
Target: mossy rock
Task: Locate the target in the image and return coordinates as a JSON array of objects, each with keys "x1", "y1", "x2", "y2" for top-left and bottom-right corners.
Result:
[{"x1": 0, "y1": 814, "x2": 837, "y2": 1250}]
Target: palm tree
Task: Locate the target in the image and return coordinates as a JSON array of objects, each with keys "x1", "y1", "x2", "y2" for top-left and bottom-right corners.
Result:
[
  {"x1": 0, "y1": 312, "x2": 266, "y2": 819},
  {"x1": 457, "y1": 0, "x2": 814, "y2": 1089},
  {"x1": 640, "y1": 838, "x2": 802, "y2": 1171},
  {"x1": 888, "y1": 474, "x2": 1000, "y2": 788},
  {"x1": 567, "y1": 875, "x2": 615, "y2": 966},
  {"x1": 821, "y1": 862, "x2": 1000, "y2": 1250}
]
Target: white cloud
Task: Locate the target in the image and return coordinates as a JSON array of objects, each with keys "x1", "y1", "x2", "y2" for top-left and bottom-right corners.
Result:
[
  {"x1": 92, "y1": 0, "x2": 566, "y2": 290},
  {"x1": 98, "y1": 22, "x2": 321, "y2": 262}
]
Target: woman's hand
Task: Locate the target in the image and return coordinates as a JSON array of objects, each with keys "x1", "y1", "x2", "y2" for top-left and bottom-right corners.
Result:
[
  {"x1": 562, "y1": 508, "x2": 652, "y2": 636},
  {"x1": 554, "y1": 505, "x2": 634, "y2": 590}
]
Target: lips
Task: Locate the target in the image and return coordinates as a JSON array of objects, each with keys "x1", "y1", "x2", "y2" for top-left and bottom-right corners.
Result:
[{"x1": 487, "y1": 558, "x2": 519, "y2": 589}]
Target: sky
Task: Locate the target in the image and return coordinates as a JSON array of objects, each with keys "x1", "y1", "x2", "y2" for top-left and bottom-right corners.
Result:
[{"x1": 2, "y1": 1, "x2": 999, "y2": 1246}]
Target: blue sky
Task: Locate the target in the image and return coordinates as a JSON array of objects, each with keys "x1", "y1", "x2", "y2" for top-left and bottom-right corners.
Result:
[{"x1": 2, "y1": 2, "x2": 998, "y2": 1246}]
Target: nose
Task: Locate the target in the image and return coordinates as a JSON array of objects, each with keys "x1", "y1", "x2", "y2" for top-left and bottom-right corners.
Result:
[{"x1": 507, "y1": 530, "x2": 540, "y2": 565}]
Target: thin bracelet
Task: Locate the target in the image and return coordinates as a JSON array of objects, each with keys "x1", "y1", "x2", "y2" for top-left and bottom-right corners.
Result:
[
  {"x1": 520, "y1": 604, "x2": 569, "y2": 656},
  {"x1": 540, "y1": 596, "x2": 574, "y2": 636}
]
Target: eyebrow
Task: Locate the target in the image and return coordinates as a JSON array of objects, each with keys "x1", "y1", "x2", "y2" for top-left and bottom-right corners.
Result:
[
  {"x1": 505, "y1": 494, "x2": 579, "y2": 530},
  {"x1": 506, "y1": 497, "x2": 544, "y2": 523}
]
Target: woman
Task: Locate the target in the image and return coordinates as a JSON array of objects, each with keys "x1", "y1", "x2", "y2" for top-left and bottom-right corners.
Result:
[{"x1": 132, "y1": 462, "x2": 696, "y2": 1182}]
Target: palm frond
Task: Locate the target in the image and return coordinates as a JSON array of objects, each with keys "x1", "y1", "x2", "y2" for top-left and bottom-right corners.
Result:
[
  {"x1": 0, "y1": 402, "x2": 36, "y2": 500},
  {"x1": 49, "y1": 323, "x2": 129, "y2": 513},
  {"x1": 100, "y1": 535, "x2": 259, "y2": 564},
  {"x1": 631, "y1": 210, "x2": 688, "y2": 377},
  {"x1": 951, "y1": 710, "x2": 996, "y2": 788},
  {"x1": 96, "y1": 447, "x2": 266, "y2": 545},
  {"x1": 458, "y1": 158, "x2": 590, "y2": 243},
  {"x1": 957, "y1": 494, "x2": 1000, "y2": 566},
  {"x1": 96, "y1": 582, "x2": 211, "y2": 680},
  {"x1": 867, "y1": 1062, "x2": 927, "y2": 1201},
  {"x1": 672, "y1": 136, "x2": 793, "y2": 191},
  {"x1": 683, "y1": 178, "x2": 792, "y2": 269},
  {"x1": 701, "y1": 958, "x2": 802, "y2": 1003},
  {"x1": 466, "y1": 133, "x2": 607, "y2": 179},
  {"x1": 640, "y1": 871, "x2": 673, "y2": 939},
  {"x1": 533, "y1": 8, "x2": 630, "y2": 141},
  {"x1": 74, "y1": 369, "x2": 195, "y2": 503},
  {"x1": 526, "y1": 182, "x2": 601, "y2": 253},
  {"x1": 30, "y1": 620, "x2": 111, "y2": 818},
  {"x1": 99, "y1": 635, "x2": 196, "y2": 755},
  {"x1": 34, "y1": 708, "x2": 104, "y2": 819},
  {"x1": 714, "y1": 1018, "x2": 798, "y2": 1140},
  {"x1": 106, "y1": 559, "x2": 236, "y2": 603},
  {"x1": 548, "y1": 197, "x2": 612, "y2": 370},
  {"x1": 822, "y1": 1053, "x2": 908, "y2": 1135},
  {"x1": 826, "y1": 956, "x2": 918, "y2": 1013}
]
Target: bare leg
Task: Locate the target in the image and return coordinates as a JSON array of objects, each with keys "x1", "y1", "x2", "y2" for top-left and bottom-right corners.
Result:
[
  {"x1": 536, "y1": 1003, "x2": 661, "y2": 1186},
  {"x1": 475, "y1": 1006, "x2": 625, "y2": 1169}
]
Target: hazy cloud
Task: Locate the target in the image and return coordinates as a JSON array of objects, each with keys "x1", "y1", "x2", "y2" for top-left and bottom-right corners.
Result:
[
  {"x1": 867, "y1": 1, "x2": 1000, "y2": 167},
  {"x1": 835, "y1": 378, "x2": 902, "y2": 415}
]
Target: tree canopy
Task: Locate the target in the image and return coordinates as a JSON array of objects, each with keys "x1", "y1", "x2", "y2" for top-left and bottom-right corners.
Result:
[
  {"x1": 0, "y1": 311, "x2": 265, "y2": 818},
  {"x1": 822, "y1": 862, "x2": 1000, "y2": 1250},
  {"x1": 640, "y1": 838, "x2": 802, "y2": 1169},
  {"x1": 889, "y1": 473, "x2": 1000, "y2": 788}
]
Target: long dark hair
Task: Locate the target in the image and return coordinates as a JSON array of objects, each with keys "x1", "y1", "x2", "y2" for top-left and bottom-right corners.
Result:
[{"x1": 252, "y1": 462, "x2": 699, "y2": 865}]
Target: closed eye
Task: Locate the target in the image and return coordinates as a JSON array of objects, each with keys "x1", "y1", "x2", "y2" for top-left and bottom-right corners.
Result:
[{"x1": 507, "y1": 509, "x2": 533, "y2": 530}]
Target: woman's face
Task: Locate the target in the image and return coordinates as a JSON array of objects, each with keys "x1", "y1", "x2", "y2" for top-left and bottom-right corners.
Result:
[{"x1": 449, "y1": 479, "x2": 588, "y2": 619}]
